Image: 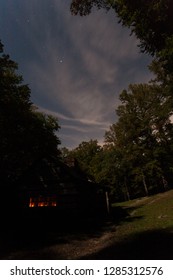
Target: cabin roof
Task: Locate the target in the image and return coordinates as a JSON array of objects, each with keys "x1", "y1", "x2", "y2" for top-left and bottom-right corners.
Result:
[{"x1": 16, "y1": 158, "x2": 98, "y2": 195}]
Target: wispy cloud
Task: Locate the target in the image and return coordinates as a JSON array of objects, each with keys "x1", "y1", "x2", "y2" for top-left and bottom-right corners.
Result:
[{"x1": 0, "y1": 0, "x2": 153, "y2": 148}]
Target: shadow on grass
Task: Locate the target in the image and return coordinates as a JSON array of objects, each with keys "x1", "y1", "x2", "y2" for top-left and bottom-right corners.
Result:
[{"x1": 80, "y1": 227, "x2": 173, "y2": 260}]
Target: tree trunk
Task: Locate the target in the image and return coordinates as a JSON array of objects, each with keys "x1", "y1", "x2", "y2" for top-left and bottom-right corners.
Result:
[
  {"x1": 162, "y1": 175, "x2": 168, "y2": 191},
  {"x1": 142, "y1": 172, "x2": 149, "y2": 196},
  {"x1": 124, "y1": 176, "x2": 131, "y2": 201}
]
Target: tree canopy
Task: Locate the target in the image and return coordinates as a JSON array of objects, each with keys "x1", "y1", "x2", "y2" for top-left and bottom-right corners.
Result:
[
  {"x1": 105, "y1": 82, "x2": 173, "y2": 198},
  {"x1": 66, "y1": 81, "x2": 173, "y2": 201},
  {"x1": 0, "y1": 41, "x2": 61, "y2": 190},
  {"x1": 67, "y1": 139, "x2": 102, "y2": 181},
  {"x1": 70, "y1": 0, "x2": 173, "y2": 73}
]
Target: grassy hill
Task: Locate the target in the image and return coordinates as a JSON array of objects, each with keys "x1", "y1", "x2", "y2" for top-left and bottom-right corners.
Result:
[
  {"x1": 86, "y1": 189, "x2": 173, "y2": 259},
  {"x1": 114, "y1": 189, "x2": 173, "y2": 234}
]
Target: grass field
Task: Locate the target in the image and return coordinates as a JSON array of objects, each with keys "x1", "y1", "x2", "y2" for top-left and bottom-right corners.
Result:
[
  {"x1": 80, "y1": 189, "x2": 173, "y2": 259},
  {"x1": 113, "y1": 189, "x2": 173, "y2": 234},
  {"x1": 87, "y1": 189, "x2": 173, "y2": 259}
]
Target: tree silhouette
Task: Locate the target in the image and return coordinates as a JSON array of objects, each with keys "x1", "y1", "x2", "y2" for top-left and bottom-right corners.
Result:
[{"x1": 0, "y1": 41, "x2": 61, "y2": 209}]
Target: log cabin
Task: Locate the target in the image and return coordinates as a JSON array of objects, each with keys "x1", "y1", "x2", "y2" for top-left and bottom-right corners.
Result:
[{"x1": 14, "y1": 157, "x2": 107, "y2": 217}]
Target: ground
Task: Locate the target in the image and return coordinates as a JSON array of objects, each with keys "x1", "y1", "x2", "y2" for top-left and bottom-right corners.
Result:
[{"x1": 1, "y1": 190, "x2": 173, "y2": 259}]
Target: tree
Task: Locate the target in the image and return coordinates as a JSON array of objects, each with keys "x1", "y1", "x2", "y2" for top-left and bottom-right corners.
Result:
[
  {"x1": 0, "y1": 41, "x2": 61, "y2": 192},
  {"x1": 67, "y1": 139, "x2": 126, "y2": 201},
  {"x1": 105, "y1": 83, "x2": 173, "y2": 198},
  {"x1": 69, "y1": 139, "x2": 102, "y2": 181},
  {"x1": 70, "y1": 0, "x2": 173, "y2": 54},
  {"x1": 60, "y1": 147, "x2": 71, "y2": 159},
  {"x1": 70, "y1": 1, "x2": 173, "y2": 199},
  {"x1": 70, "y1": 0, "x2": 173, "y2": 73},
  {"x1": 70, "y1": 0, "x2": 112, "y2": 16}
]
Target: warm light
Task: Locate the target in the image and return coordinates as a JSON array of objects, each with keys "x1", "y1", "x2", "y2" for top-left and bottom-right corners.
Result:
[
  {"x1": 52, "y1": 202, "x2": 57, "y2": 207},
  {"x1": 38, "y1": 202, "x2": 44, "y2": 207},
  {"x1": 29, "y1": 196, "x2": 57, "y2": 207},
  {"x1": 29, "y1": 198, "x2": 36, "y2": 207},
  {"x1": 29, "y1": 202, "x2": 35, "y2": 207}
]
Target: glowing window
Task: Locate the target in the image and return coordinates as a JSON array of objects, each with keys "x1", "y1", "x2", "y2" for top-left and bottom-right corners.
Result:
[{"x1": 29, "y1": 196, "x2": 57, "y2": 207}]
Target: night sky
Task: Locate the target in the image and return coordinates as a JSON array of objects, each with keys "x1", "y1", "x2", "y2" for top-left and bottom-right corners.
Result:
[{"x1": 0, "y1": 0, "x2": 153, "y2": 149}]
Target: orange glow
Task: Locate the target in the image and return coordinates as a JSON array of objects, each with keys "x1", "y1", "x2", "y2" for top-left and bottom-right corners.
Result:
[
  {"x1": 38, "y1": 202, "x2": 44, "y2": 207},
  {"x1": 29, "y1": 196, "x2": 57, "y2": 207},
  {"x1": 29, "y1": 202, "x2": 35, "y2": 207},
  {"x1": 51, "y1": 202, "x2": 57, "y2": 207}
]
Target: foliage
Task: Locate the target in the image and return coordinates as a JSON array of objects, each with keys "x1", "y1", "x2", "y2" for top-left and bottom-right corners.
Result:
[
  {"x1": 70, "y1": 0, "x2": 173, "y2": 73},
  {"x1": 70, "y1": 0, "x2": 173, "y2": 54},
  {"x1": 64, "y1": 82, "x2": 173, "y2": 201},
  {"x1": 70, "y1": 0, "x2": 111, "y2": 16},
  {"x1": 69, "y1": 1, "x2": 173, "y2": 201},
  {"x1": 67, "y1": 139, "x2": 102, "y2": 181},
  {"x1": 0, "y1": 41, "x2": 61, "y2": 189},
  {"x1": 65, "y1": 140, "x2": 128, "y2": 200},
  {"x1": 105, "y1": 83, "x2": 173, "y2": 199},
  {"x1": 60, "y1": 146, "x2": 71, "y2": 159}
]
